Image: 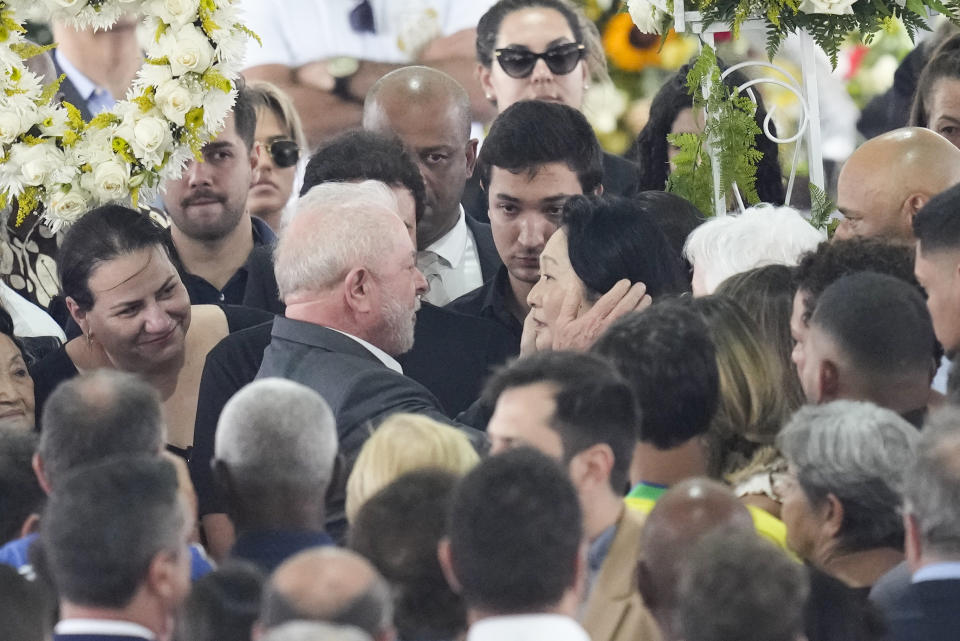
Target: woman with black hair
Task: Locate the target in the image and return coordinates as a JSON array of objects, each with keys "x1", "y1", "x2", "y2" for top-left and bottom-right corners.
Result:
[
  {"x1": 630, "y1": 62, "x2": 786, "y2": 205},
  {"x1": 910, "y1": 33, "x2": 960, "y2": 149},
  {"x1": 525, "y1": 193, "x2": 688, "y2": 352}
]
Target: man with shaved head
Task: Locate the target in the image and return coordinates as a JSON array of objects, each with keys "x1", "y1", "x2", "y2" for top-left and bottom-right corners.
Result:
[
  {"x1": 835, "y1": 127, "x2": 960, "y2": 242},
  {"x1": 259, "y1": 548, "x2": 395, "y2": 641},
  {"x1": 364, "y1": 66, "x2": 500, "y2": 305},
  {"x1": 636, "y1": 479, "x2": 755, "y2": 641}
]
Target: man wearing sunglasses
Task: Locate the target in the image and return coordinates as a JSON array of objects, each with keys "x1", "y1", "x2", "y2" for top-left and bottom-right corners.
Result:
[
  {"x1": 364, "y1": 67, "x2": 502, "y2": 306},
  {"x1": 161, "y1": 88, "x2": 284, "y2": 314}
]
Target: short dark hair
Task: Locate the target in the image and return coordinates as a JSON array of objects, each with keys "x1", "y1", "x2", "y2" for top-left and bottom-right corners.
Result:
[
  {"x1": 176, "y1": 562, "x2": 265, "y2": 641},
  {"x1": 0, "y1": 430, "x2": 43, "y2": 545},
  {"x1": 39, "y1": 370, "x2": 164, "y2": 488},
  {"x1": 794, "y1": 237, "x2": 919, "y2": 324},
  {"x1": 481, "y1": 350, "x2": 638, "y2": 491},
  {"x1": 476, "y1": 0, "x2": 583, "y2": 68},
  {"x1": 635, "y1": 190, "x2": 705, "y2": 277},
  {"x1": 300, "y1": 130, "x2": 427, "y2": 223},
  {"x1": 40, "y1": 456, "x2": 184, "y2": 608},
  {"x1": 477, "y1": 100, "x2": 603, "y2": 194},
  {"x1": 350, "y1": 469, "x2": 465, "y2": 641},
  {"x1": 57, "y1": 205, "x2": 177, "y2": 311},
  {"x1": 811, "y1": 272, "x2": 936, "y2": 381},
  {"x1": 562, "y1": 194, "x2": 689, "y2": 299},
  {"x1": 447, "y1": 447, "x2": 582, "y2": 613},
  {"x1": 678, "y1": 529, "x2": 807, "y2": 641},
  {"x1": 914, "y1": 181, "x2": 960, "y2": 253},
  {"x1": 592, "y1": 300, "x2": 719, "y2": 449},
  {"x1": 630, "y1": 63, "x2": 784, "y2": 205},
  {"x1": 910, "y1": 34, "x2": 960, "y2": 130},
  {"x1": 232, "y1": 82, "x2": 257, "y2": 151}
]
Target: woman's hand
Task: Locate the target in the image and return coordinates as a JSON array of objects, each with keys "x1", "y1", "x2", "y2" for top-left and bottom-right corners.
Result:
[{"x1": 551, "y1": 279, "x2": 651, "y2": 351}]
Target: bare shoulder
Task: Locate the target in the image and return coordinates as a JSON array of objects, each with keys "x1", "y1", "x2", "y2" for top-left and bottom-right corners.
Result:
[{"x1": 185, "y1": 305, "x2": 230, "y2": 354}]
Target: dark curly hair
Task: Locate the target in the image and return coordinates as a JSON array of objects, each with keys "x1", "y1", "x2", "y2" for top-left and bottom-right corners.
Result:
[{"x1": 629, "y1": 60, "x2": 785, "y2": 205}]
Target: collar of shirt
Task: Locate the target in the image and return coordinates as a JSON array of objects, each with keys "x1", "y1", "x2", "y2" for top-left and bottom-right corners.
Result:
[
  {"x1": 467, "y1": 614, "x2": 591, "y2": 641},
  {"x1": 250, "y1": 216, "x2": 277, "y2": 245},
  {"x1": 479, "y1": 266, "x2": 521, "y2": 336},
  {"x1": 54, "y1": 49, "x2": 115, "y2": 113},
  {"x1": 423, "y1": 206, "x2": 468, "y2": 269},
  {"x1": 587, "y1": 523, "x2": 618, "y2": 577},
  {"x1": 912, "y1": 561, "x2": 960, "y2": 584},
  {"x1": 328, "y1": 328, "x2": 403, "y2": 374},
  {"x1": 55, "y1": 619, "x2": 156, "y2": 640}
]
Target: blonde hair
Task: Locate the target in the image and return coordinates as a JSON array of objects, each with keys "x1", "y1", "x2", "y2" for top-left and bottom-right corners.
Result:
[
  {"x1": 246, "y1": 80, "x2": 308, "y2": 155},
  {"x1": 346, "y1": 414, "x2": 479, "y2": 523}
]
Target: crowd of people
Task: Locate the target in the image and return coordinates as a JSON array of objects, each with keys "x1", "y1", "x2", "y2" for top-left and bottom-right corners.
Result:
[{"x1": 3, "y1": 1, "x2": 960, "y2": 641}]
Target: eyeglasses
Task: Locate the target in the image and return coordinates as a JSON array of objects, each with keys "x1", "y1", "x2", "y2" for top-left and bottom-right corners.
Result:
[
  {"x1": 265, "y1": 138, "x2": 299, "y2": 168},
  {"x1": 494, "y1": 43, "x2": 585, "y2": 79}
]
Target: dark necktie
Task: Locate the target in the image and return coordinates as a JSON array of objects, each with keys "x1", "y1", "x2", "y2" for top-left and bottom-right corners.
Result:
[{"x1": 349, "y1": 0, "x2": 376, "y2": 33}]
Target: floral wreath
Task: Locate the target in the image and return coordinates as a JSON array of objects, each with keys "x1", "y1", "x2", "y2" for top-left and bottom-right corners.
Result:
[{"x1": 0, "y1": 0, "x2": 257, "y2": 231}]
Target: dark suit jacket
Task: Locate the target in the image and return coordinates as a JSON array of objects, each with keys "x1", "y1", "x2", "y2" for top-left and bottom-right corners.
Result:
[
  {"x1": 54, "y1": 634, "x2": 150, "y2": 641},
  {"x1": 52, "y1": 57, "x2": 94, "y2": 121},
  {"x1": 464, "y1": 214, "x2": 502, "y2": 282},
  {"x1": 885, "y1": 578, "x2": 960, "y2": 641},
  {"x1": 461, "y1": 151, "x2": 642, "y2": 223}
]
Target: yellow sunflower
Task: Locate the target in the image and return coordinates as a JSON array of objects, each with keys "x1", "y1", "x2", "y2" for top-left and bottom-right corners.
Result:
[{"x1": 602, "y1": 12, "x2": 693, "y2": 72}]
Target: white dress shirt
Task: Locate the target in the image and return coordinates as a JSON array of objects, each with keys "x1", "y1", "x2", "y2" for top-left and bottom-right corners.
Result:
[
  {"x1": 329, "y1": 328, "x2": 403, "y2": 374},
  {"x1": 55, "y1": 619, "x2": 156, "y2": 640},
  {"x1": 466, "y1": 614, "x2": 591, "y2": 641},
  {"x1": 418, "y1": 207, "x2": 482, "y2": 305}
]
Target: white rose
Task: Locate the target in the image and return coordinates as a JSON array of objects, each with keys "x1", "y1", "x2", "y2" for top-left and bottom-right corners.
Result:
[
  {"x1": 798, "y1": 0, "x2": 856, "y2": 14},
  {"x1": 93, "y1": 160, "x2": 130, "y2": 201},
  {"x1": 49, "y1": 188, "x2": 90, "y2": 223},
  {"x1": 131, "y1": 116, "x2": 171, "y2": 163},
  {"x1": 0, "y1": 110, "x2": 27, "y2": 144},
  {"x1": 627, "y1": 0, "x2": 667, "y2": 34},
  {"x1": 154, "y1": 78, "x2": 194, "y2": 126},
  {"x1": 150, "y1": 0, "x2": 200, "y2": 27},
  {"x1": 17, "y1": 144, "x2": 62, "y2": 187},
  {"x1": 164, "y1": 24, "x2": 215, "y2": 76}
]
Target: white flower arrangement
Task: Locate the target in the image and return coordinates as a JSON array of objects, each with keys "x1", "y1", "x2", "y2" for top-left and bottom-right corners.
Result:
[{"x1": 0, "y1": 0, "x2": 258, "y2": 230}]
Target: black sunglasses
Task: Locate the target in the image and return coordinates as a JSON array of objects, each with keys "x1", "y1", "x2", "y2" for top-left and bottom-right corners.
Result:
[
  {"x1": 266, "y1": 138, "x2": 299, "y2": 168},
  {"x1": 494, "y1": 42, "x2": 585, "y2": 79}
]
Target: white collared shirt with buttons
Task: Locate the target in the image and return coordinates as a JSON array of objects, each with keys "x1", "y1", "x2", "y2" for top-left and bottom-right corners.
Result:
[{"x1": 417, "y1": 207, "x2": 482, "y2": 305}]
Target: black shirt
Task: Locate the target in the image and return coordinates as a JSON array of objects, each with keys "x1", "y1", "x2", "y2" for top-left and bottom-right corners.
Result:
[{"x1": 445, "y1": 265, "x2": 522, "y2": 357}]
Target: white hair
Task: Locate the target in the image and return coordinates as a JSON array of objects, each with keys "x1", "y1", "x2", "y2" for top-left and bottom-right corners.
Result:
[
  {"x1": 684, "y1": 205, "x2": 826, "y2": 295},
  {"x1": 262, "y1": 622, "x2": 372, "y2": 641},
  {"x1": 214, "y1": 378, "x2": 338, "y2": 490},
  {"x1": 275, "y1": 180, "x2": 403, "y2": 300}
]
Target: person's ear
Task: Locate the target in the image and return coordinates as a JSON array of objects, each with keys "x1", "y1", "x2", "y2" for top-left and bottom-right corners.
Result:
[
  {"x1": 821, "y1": 492, "x2": 844, "y2": 540},
  {"x1": 437, "y1": 538, "x2": 462, "y2": 594},
  {"x1": 478, "y1": 63, "x2": 497, "y2": 105},
  {"x1": 19, "y1": 513, "x2": 41, "y2": 539},
  {"x1": 343, "y1": 267, "x2": 375, "y2": 314},
  {"x1": 818, "y1": 359, "x2": 840, "y2": 402},
  {"x1": 593, "y1": 184, "x2": 604, "y2": 196},
  {"x1": 465, "y1": 138, "x2": 479, "y2": 178},
  {"x1": 569, "y1": 443, "x2": 615, "y2": 492},
  {"x1": 144, "y1": 548, "x2": 183, "y2": 605},
  {"x1": 65, "y1": 297, "x2": 89, "y2": 338},
  {"x1": 32, "y1": 453, "x2": 52, "y2": 495},
  {"x1": 904, "y1": 193, "x2": 928, "y2": 221}
]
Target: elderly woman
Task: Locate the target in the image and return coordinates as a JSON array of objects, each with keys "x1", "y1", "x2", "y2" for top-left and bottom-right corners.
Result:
[
  {"x1": 777, "y1": 401, "x2": 920, "y2": 588},
  {"x1": 524, "y1": 193, "x2": 688, "y2": 352}
]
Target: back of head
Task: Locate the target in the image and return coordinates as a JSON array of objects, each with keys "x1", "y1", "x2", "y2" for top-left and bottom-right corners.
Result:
[
  {"x1": 777, "y1": 401, "x2": 920, "y2": 553},
  {"x1": 687, "y1": 296, "x2": 789, "y2": 469},
  {"x1": 175, "y1": 562, "x2": 265, "y2": 641},
  {"x1": 215, "y1": 378, "x2": 337, "y2": 500},
  {"x1": 300, "y1": 130, "x2": 426, "y2": 222},
  {"x1": 562, "y1": 194, "x2": 689, "y2": 298},
  {"x1": 903, "y1": 407, "x2": 960, "y2": 559},
  {"x1": 593, "y1": 301, "x2": 719, "y2": 450},
  {"x1": 911, "y1": 33, "x2": 960, "y2": 129},
  {"x1": 0, "y1": 563, "x2": 53, "y2": 641},
  {"x1": 678, "y1": 529, "x2": 808, "y2": 641},
  {"x1": 793, "y1": 238, "x2": 919, "y2": 323},
  {"x1": 684, "y1": 205, "x2": 825, "y2": 295},
  {"x1": 350, "y1": 469, "x2": 465, "y2": 641},
  {"x1": 39, "y1": 369, "x2": 164, "y2": 488},
  {"x1": 914, "y1": 180, "x2": 960, "y2": 254},
  {"x1": 446, "y1": 447, "x2": 583, "y2": 614},
  {"x1": 638, "y1": 479, "x2": 754, "y2": 621},
  {"x1": 275, "y1": 180, "x2": 402, "y2": 301},
  {"x1": 40, "y1": 455, "x2": 184, "y2": 608},
  {"x1": 363, "y1": 65, "x2": 472, "y2": 138},
  {"x1": 810, "y1": 272, "x2": 936, "y2": 384},
  {"x1": 261, "y1": 547, "x2": 393, "y2": 639},
  {"x1": 346, "y1": 413, "x2": 478, "y2": 523},
  {"x1": 481, "y1": 350, "x2": 638, "y2": 491},
  {"x1": 634, "y1": 190, "x2": 705, "y2": 277},
  {"x1": 477, "y1": 100, "x2": 602, "y2": 193},
  {"x1": 57, "y1": 205, "x2": 176, "y2": 310},
  {"x1": 261, "y1": 622, "x2": 373, "y2": 641},
  {"x1": 0, "y1": 429, "x2": 43, "y2": 545}
]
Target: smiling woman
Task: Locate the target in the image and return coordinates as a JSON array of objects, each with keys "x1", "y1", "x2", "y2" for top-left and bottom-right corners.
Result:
[
  {"x1": 28, "y1": 205, "x2": 271, "y2": 458},
  {"x1": 0, "y1": 307, "x2": 35, "y2": 432}
]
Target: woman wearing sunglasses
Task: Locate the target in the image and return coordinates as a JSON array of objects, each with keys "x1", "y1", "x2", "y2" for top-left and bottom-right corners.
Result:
[
  {"x1": 246, "y1": 81, "x2": 308, "y2": 232},
  {"x1": 470, "y1": 0, "x2": 642, "y2": 215}
]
